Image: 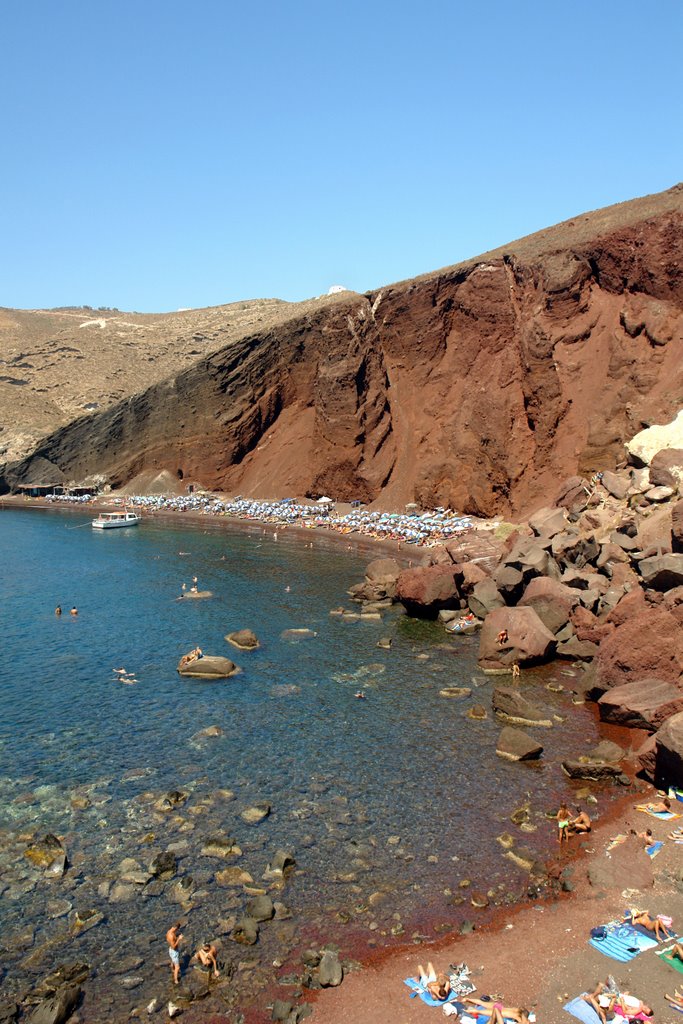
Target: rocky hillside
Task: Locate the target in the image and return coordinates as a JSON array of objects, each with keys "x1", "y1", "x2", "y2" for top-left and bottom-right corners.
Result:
[{"x1": 2, "y1": 184, "x2": 683, "y2": 516}]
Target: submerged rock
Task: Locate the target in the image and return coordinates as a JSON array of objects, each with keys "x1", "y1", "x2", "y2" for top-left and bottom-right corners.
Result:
[
  {"x1": 240, "y1": 803, "x2": 271, "y2": 825},
  {"x1": 231, "y1": 916, "x2": 259, "y2": 945},
  {"x1": 28, "y1": 985, "x2": 81, "y2": 1024}
]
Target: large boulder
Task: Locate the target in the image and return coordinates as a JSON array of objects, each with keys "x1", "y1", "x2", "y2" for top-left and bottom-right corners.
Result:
[
  {"x1": 627, "y1": 411, "x2": 683, "y2": 466},
  {"x1": 586, "y1": 604, "x2": 683, "y2": 695},
  {"x1": 601, "y1": 470, "x2": 630, "y2": 500},
  {"x1": 651, "y1": 711, "x2": 683, "y2": 787},
  {"x1": 178, "y1": 656, "x2": 239, "y2": 679},
  {"x1": 598, "y1": 678, "x2": 683, "y2": 731},
  {"x1": 468, "y1": 578, "x2": 505, "y2": 618},
  {"x1": 528, "y1": 506, "x2": 568, "y2": 540},
  {"x1": 453, "y1": 561, "x2": 488, "y2": 595},
  {"x1": 518, "y1": 577, "x2": 578, "y2": 635},
  {"x1": 478, "y1": 607, "x2": 557, "y2": 668},
  {"x1": 359, "y1": 558, "x2": 401, "y2": 601},
  {"x1": 492, "y1": 688, "x2": 553, "y2": 727},
  {"x1": 28, "y1": 987, "x2": 81, "y2": 1024},
  {"x1": 649, "y1": 448, "x2": 683, "y2": 490},
  {"x1": 556, "y1": 476, "x2": 589, "y2": 512},
  {"x1": 638, "y1": 553, "x2": 683, "y2": 590},
  {"x1": 396, "y1": 565, "x2": 460, "y2": 617},
  {"x1": 496, "y1": 727, "x2": 544, "y2": 761}
]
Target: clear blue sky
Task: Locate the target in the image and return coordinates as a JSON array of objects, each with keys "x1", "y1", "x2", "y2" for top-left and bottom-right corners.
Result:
[{"x1": 3, "y1": 0, "x2": 682, "y2": 312}]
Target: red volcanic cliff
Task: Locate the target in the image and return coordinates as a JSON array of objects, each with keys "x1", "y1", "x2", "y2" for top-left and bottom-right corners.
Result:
[{"x1": 2, "y1": 184, "x2": 683, "y2": 516}]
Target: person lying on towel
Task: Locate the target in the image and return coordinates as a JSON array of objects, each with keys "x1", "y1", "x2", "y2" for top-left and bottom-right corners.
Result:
[
  {"x1": 463, "y1": 995, "x2": 531, "y2": 1023},
  {"x1": 415, "y1": 962, "x2": 451, "y2": 1001},
  {"x1": 626, "y1": 909, "x2": 674, "y2": 941},
  {"x1": 612, "y1": 992, "x2": 653, "y2": 1020},
  {"x1": 582, "y1": 980, "x2": 618, "y2": 1024}
]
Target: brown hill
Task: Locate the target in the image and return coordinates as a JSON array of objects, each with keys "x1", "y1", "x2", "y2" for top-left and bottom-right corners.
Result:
[{"x1": 2, "y1": 184, "x2": 683, "y2": 516}]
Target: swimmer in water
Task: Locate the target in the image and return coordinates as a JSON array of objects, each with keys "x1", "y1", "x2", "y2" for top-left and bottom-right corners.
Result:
[
  {"x1": 70, "y1": 607, "x2": 78, "y2": 616},
  {"x1": 55, "y1": 605, "x2": 62, "y2": 616},
  {"x1": 285, "y1": 585, "x2": 291, "y2": 592},
  {"x1": 355, "y1": 691, "x2": 366, "y2": 699}
]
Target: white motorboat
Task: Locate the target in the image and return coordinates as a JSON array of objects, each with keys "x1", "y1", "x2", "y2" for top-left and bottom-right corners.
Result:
[{"x1": 92, "y1": 511, "x2": 141, "y2": 530}]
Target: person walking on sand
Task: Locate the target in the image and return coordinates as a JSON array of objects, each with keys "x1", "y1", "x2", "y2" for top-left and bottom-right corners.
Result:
[
  {"x1": 192, "y1": 942, "x2": 220, "y2": 978},
  {"x1": 166, "y1": 922, "x2": 183, "y2": 984}
]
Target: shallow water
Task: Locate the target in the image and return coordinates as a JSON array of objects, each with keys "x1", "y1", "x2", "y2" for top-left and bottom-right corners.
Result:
[{"x1": 0, "y1": 508, "x2": 616, "y2": 1019}]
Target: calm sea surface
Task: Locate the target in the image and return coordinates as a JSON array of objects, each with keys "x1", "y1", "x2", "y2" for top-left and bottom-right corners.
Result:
[{"x1": 0, "y1": 508, "x2": 616, "y2": 1020}]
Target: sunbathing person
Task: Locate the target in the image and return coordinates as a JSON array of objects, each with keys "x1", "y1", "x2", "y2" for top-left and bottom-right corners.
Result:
[
  {"x1": 628, "y1": 909, "x2": 674, "y2": 940},
  {"x1": 415, "y1": 962, "x2": 451, "y2": 1001},
  {"x1": 582, "y1": 981, "x2": 618, "y2": 1023},
  {"x1": 612, "y1": 992, "x2": 653, "y2": 1019},
  {"x1": 671, "y1": 942, "x2": 683, "y2": 962},
  {"x1": 649, "y1": 796, "x2": 672, "y2": 813},
  {"x1": 463, "y1": 997, "x2": 531, "y2": 1023},
  {"x1": 570, "y1": 807, "x2": 592, "y2": 834}
]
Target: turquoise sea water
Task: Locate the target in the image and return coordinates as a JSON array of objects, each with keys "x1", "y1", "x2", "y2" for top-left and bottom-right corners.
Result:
[{"x1": 0, "y1": 508, "x2": 615, "y2": 1020}]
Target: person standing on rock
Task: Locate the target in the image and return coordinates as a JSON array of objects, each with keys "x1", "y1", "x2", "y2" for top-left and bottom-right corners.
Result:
[{"x1": 166, "y1": 922, "x2": 184, "y2": 984}]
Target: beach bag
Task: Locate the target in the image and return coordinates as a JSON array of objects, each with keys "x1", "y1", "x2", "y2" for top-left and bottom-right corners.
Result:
[{"x1": 590, "y1": 926, "x2": 608, "y2": 940}]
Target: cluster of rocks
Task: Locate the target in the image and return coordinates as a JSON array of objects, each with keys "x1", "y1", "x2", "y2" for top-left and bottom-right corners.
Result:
[{"x1": 350, "y1": 433, "x2": 683, "y2": 788}]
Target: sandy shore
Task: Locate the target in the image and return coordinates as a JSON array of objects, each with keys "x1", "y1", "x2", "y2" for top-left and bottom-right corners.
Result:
[{"x1": 308, "y1": 792, "x2": 681, "y2": 1024}]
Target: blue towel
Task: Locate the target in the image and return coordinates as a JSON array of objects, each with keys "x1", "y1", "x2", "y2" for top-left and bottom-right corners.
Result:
[
  {"x1": 564, "y1": 997, "x2": 602, "y2": 1024},
  {"x1": 589, "y1": 922, "x2": 655, "y2": 961},
  {"x1": 646, "y1": 840, "x2": 664, "y2": 858}
]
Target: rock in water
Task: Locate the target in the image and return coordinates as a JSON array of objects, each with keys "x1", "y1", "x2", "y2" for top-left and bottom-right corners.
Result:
[
  {"x1": 318, "y1": 950, "x2": 343, "y2": 987},
  {"x1": 492, "y1": 687, "x2": 553, "y2": 727},
  {"x1": 149, "y1": 851, "x2": 177, "y2": 879},
  {"x1": 246, "y1": 894, "x2": 274, "y2": 922},
  {"x1": 28, "y1": 985, "x2": 81, "y2": 1024},
  {"x1": 496, "y1": 726, "x2": 544, "y2": 761},
  {"x1": 225, "y1": 629, "x2": 260, "y2": 650},
  {"x1": 177, "y1": 655, "x2": 239, "y2": 679},
  {"x1": 240, "y1": 802, "x2": 271, "y2": 825},
  {"x1": 231, "y1": 916, "x2": 259, "y2": 945}
]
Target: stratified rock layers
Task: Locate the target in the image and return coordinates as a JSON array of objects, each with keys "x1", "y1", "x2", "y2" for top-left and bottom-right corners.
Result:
[{"x1": 3, "y1": 184, "x2": 683, "y2": 516}]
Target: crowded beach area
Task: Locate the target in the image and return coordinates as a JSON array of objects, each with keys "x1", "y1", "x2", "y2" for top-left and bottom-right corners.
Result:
[{"x1": 39, "y1": 490, "x2": 477, "y2": 547}]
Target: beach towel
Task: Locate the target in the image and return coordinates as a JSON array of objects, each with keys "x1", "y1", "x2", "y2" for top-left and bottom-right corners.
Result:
[
  {"x1": 589, "y1": 922, "x2": 657, "y2": 961},
  {"x1": 657, "y1": 947, "x2": 683, "y2": 976},
  {"x1": 646, "y1": 840, "x2": 663, "y2": 858},
  {"x1": 564, "y1": 997, "x2": 602, "y2": 1024},
  {"x1": 402, "y1": 978, "x2": 461, "y2": 1007},
  {"x1": 636, "y1": 805, "x2": 682, "y2": 820}
]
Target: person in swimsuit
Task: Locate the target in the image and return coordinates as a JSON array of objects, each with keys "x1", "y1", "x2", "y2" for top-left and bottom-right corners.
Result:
[
  {"x1": 628, "y1": 909, "x2": 674, "y2": 940},
  {"x1": 613, "y1": 993, "x2": 653, "y2": 1019},
  {"x1": 166, "y1": 922, "x2": 183, "y2": 984},
  {"x1": 463, "y1": 997, "x2": 531, "y2": 1023},
  {"x1": 192, "y1": 942, "x2": 220, "y2": 977},
  {"x1": 416, "y1": 962, "x2": 451, "y2": 1001},
  {"x1": 570, "y1": 807, "x2": 592, "y2": 834},
  {"x1": 582, "y1": 981, "x2": 618, "y2": 1024},
  {"x1": 55, "y1": 605, "x2": 62, "y2": 616},
  {"x1": 70, "y1": 607, "x2": 78, "y2": 616},
  {"x1": 496, "y1": 629, "x2": 509, "y2": 646},
  {"x1": 557, "y1": 801, "x2": 571, "y2": 844}
]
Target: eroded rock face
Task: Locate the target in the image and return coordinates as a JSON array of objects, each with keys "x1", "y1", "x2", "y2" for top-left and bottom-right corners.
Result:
[
  {"x1": 396, "y1": 565, "x2": 460, "y2": 617},
  {"x1": 4, "y1": 187, "x2": 683, "y2": 517},
  {"x1": 586, "y1": 604, "x2": 683, "y2": 694},
  {"x1": 598, "y1": 678, "x2": 683, "y2": 731}
]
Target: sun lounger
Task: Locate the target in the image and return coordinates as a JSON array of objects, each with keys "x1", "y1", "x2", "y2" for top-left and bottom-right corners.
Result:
[{"x1": 564, "y1": 997, "x2": 602, "y2": 1024}]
